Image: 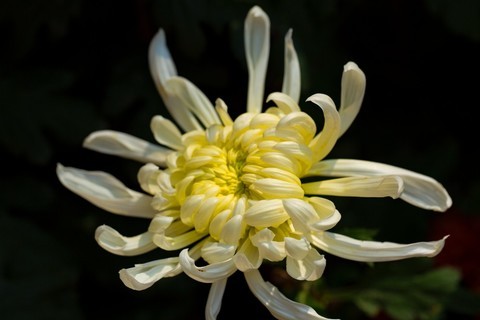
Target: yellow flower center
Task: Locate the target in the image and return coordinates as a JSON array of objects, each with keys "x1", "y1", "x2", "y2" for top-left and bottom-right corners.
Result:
[{"x1": 160, "y1": 110, "x2": 316, "y2": 239}]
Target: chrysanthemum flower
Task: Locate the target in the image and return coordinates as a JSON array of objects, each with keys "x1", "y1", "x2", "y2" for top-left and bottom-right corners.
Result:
[{"x1": 56, "y1": 6, "x2": 451, "y2": 320}]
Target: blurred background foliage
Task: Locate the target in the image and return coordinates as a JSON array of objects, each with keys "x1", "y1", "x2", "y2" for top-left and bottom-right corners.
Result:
[{"x1": 1, "y1": 0, "x2": 479, "y2": 319}]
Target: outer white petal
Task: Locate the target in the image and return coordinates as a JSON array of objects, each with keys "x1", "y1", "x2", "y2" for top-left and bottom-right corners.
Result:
[
  {"x1": 244, "y1": 269, "x2": 337, "y2": 320},
  {"x1": 150, "y1": 115, "x2": 183, "y2": 150},
  {"x1": 245, "y1": 6, "x2": 270, "y2": 114},
  {"x1": 302, "y1": 175, "x2": 404, "y2": 199},
  {"x1": 307, "y1": 159, "x2": 452, "y2": 211},
  {"x1": 206, "y1": 278, "x2": 227, "y2": 320},
  {"x1": 233, "y1": 238, "x2": 262, "y2": 271},
  {"x1": 286, "y1": 248, "x2": 326, "y2": 281},
  {"x1": 83, "y1": 130, "x2": 171, "y2": 166},
  {"x1": 310, "y1": 231, "x2": 448, "y2": 262},
  {"x1": 338, "y1": 61, "x2": 366, "y2": 137},
  {"x1": 306, "y1": 94, "x2": 341, "y2": 163},
  {"x1": 163, "y1": 76, "x2": 220, "y2": 127},
  {"x1": 119, "y1": 257, "x2": 182, "y2": 291},
  {"x1": 149, "y1": 29, "x2": 202, "y2": 132},
  {"x1": 56, "y1": 164, "x2": 156, "y2": 218},
  {"x1": 282, "y1": 29, "x2": 301, "y2": 103},
  {"x1": 95, "y1": 225, "x2": 156, "y2": 256},
  {"x1": 179, "y1": 249, "x2": 237, "y2": 283}
]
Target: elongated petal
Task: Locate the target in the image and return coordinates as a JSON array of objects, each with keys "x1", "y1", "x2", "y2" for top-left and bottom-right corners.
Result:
[
  {"x1": 245, "y1": 6, "x2": 270, "y2": 113},
  {"x1": 310, "y1": 231, "x2": 448, "y2": 262},
  {"x1": 267, "y1": 92, "x2": 300, "y2": 114},
  {"x1": 302, "y1": 176, "x2": 404, "y2": 199},
  {"x1": 306, "y1": 94, "x2": 341, "y2": 163},
  {"x1": 244, "y1": 269, "x2": 337, "y2": 320},
  {"x1": 164, "y1": 76, "x2": 220, "y2": 127},
  {"x1": 153, "y1": 230, "x2": 206, "y2": 251},
  {"x1": 95, "y1": 225, "x2": 156, "y2": 256},
  {"x1": 119, "y1": 257, "x2": 182, "y2": 290},
  {"x1": 338, "y1": 62, "x2": 366, "y2": 137},
  {"x1": 179, "y1": 249, "x2": 237, "y2": 283},
  {"x1": 56, "y1": 164, "x2": 156, "y2": 218},
  {"x1": 149, "y1": 29, "x2": 202, "y2": 132},
  {"x1": 148, "y1": 28, "x2": 177, "y2": 93},
  {"x1": 250, "y1": 178, "x2": 304, "y2": 199},
  {"x1": 282, "y1": 29, "x2": 301, "y2": 103},
  {"x1": 83, "y1": 130, "x2": 171, "y2": 166},
  {"x1": 307, "y1": 159, "x2": 452, "y2": 211},
  {"x1": 150, "y1": 115, "x2": 183, "y2": 150},
  {"x1": 206, "y1": 279, "x2": 227, "y2": 320}
]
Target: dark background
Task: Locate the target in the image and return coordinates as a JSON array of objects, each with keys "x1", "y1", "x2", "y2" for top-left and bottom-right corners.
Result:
[{"x1": 1, "y1": 0, "x2": 479, "y2": 319}]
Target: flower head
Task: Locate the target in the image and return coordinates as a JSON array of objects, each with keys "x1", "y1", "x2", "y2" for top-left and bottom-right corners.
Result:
[{"x1": 57, "y1": 6, "x2": 451, "y2": 320}]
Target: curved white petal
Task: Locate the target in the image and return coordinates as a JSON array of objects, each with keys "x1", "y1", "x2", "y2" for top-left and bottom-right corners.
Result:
[
  {"x1": 302, "y1": 175, "x2": 404, "y2": 199},
  {"x1": 282, "y1": 29, "x2": 301, "y2": 103},
  {"x1": 251, "y1": 228, "x2": 286, "y2": 262},
  {"x1": 267, "y1": 92, "x2": 301, "y2": 114},
  {"x1": 307, "y1": 159, "x2": 452, "y2": 211},
  {"x1": 153, "y1": 230, "x2": 206, "y2": 251},
  {"x1": 233, "y1": 238, "x2": 262, "y2": 271},
  {"x1": 338, "y1": 61, "x2": 366, "y2": 137},
  {"x1": 179, "y1": 249, "x2": 237, "y2": 283},
  {"x1": 56, "y1": 164, "x2": 156, "y2": 218},
  {"x1": 148, "y1": 28, "x2": 177, "y2": 92},
  {"x1": 306, "y1": 94, "x2": 341, "y2": 163},
  {"x1": 286, "y1": 248, "x2": 326, "y2": 281},
  {"x1": 163, "y1": 76, "x2": 220, "y2": 127},
  {"x1": 310, "y1": 231, "x2": 448, "y2": 262},
  {"x1": 95, "y1": 225, "x2": 156, "y2": 256},
  {"x1": 150, "y1": 115, "x2": 183, "y2": 150},
  {"x1": 245, "y1": 5, "x2": 270, "y2": 114},
  {"x1": 206, "y1": 279, "x2": 227, "y2": 320},
  {"x1": 244, "y1": 269, "x2": 337, "y2": 320},
  {"x1": 119, "y1": 257, "x2": 182, "y2": 291},
  {"x1": 83, "y1": 130, "x2": 171, "y2": 166},
  {"x1": 149, "y1": 29, "x2": 202, "y2": 132}
]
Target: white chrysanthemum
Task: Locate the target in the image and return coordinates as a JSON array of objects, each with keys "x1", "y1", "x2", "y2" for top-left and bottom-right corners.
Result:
[{"x1": 56, "y1": 6, "x2": 451, "y2": 320}]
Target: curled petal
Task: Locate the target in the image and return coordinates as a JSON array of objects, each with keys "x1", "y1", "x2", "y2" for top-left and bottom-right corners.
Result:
[
  {"x1": 286, "y1": 248, "x2": 326, "y2": 281},
  {"x1": 149, "y1": 29, "x2": 201, "y2": 132},
  {"x1": 83, "y1": 130, "x2": 171, "y2": 166},
  {"x1": 250, "y1": 178, "x2": 304, "y2": 200},
  {"x1": 153, "y1": 229, "x2": 207, "y2": 251},
  {"x1": 95, "y1": 225, "x2": 156, "y2": 256},
  {"x1": 310, "y1": 231, "x2": 448, "y2": 262},
  {"x1": 251, "y1": 228, "x2": 286, "y2": 261},
  {"x1": 163, "y1": 76, "x2": 220, "y2": 128},
  {"x1": 245, "y1": 199, "x2": 290, "y2": 228},
  {"x1": 119, "y1": 257, "x2": 182, "y2": 290},
  {"x1": 306, "y1": 94, "x2": 341, "y2": 163},
  {"x1": 302, "y1": 175, "x2": 404, "y2": 199},
  {"x1": 267, "y1": 92, "x2": 300, "y2": 114},
  {"x1": 339, "y1": 61, "x2": 366, "y2": 137},
  {"x1": 233, "y1": 238, "x2": 262, "y2": 271},
  {"x1": 215, "y1": 98, "x2": 233, "y2": 127},
  {"x1": 308, "y1": 159, "x2": 452, "y2": 211},
  {"x1": 283, "y1": 198, "x2": 319, "y2": 234},
  {"x1": 201, "y1": 241, "x2": 236, "y2": 264},
  {"x1": 56, "y1": 164, "x2": 156, "y2": 218},
  {"x1": 179, "y1": 249, "x2": 237, "y2": 283},
  {"x1": 244, "y1": 269, "x2": 337, "y2": 320},
  {"x1": 245, "y1": 5, "x2": 270, "y2": 113},
  {"x1": 282, "y1": 29, "x2": 301, "y2": 103},
  {"x1": 206, "y1": 278, "x2": 227, "y2": 320},
  {"x1": 150, "y1": 115, "x2": 183, "y2": 150}
]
